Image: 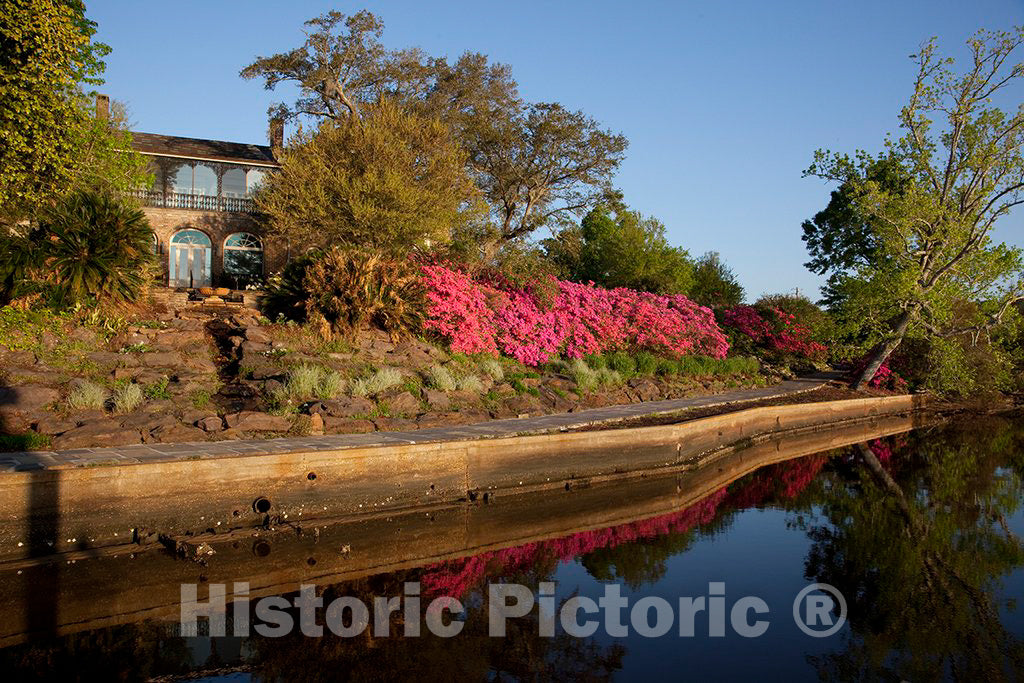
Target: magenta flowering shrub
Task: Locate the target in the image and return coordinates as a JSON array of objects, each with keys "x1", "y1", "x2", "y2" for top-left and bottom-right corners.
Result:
[
  {"x1": 421, "y1": 265, "x2": 729, "y2": 365},
  {"x1": 722, "y1": 305, "x2": 827, "y2": 360},
  {"x1": 848, "y1": 356, "x2": 908, "y2": 391}
]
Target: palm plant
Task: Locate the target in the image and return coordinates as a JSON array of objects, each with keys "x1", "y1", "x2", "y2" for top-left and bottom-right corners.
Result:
[{"x1": 39, "y1": 191, "x2": 156, "y2": 306}]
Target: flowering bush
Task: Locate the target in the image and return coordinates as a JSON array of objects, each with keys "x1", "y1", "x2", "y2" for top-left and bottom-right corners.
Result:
[
  {"x1": 421, "y1": 265, "x2": 728, "y2": 365},
  {"x1": 849, "y1": 356, "x2": 908, "y2": 391},
  {"x1": 722, "y1": 305, "x2": 827, "y2": 360}
]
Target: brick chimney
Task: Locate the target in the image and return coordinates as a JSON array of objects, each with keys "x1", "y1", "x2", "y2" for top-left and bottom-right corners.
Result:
[
  {"x1": 269, "y1": 116, "x2": 284, "y2": 150},
  {"x1": 95, "y1": 93, "x2": 109, "y2": 120}
]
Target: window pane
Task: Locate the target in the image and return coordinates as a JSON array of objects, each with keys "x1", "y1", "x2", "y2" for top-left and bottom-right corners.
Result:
[
  {"x1": 170, "y1": 229, "x2": 211, "y2": 246},
  {"x1": 193, "y1": 164, "x2": 217, "y2": 196},
  {"x1": 246, "y1": 170, "x2": 266, "y2": 196},
  {"x1": 222, "y1": 168, "x2": 246, "y2": 198},
  {"x1": 170, "y1": 165, "x2": 192, "y2": 194}
]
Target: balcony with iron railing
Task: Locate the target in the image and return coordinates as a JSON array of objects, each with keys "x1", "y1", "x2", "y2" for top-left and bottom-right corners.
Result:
[{"x1": 131, "y1": 189, "x2": 257, "y2": 214}]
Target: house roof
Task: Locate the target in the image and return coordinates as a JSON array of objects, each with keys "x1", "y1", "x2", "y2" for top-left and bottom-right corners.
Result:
[{"x1": 129, "y1": 131, "x2": 278, "y2": 167}]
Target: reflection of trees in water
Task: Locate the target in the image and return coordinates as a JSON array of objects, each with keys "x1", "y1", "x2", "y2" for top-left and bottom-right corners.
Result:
[
  {"x1": 3, "y1": 418, "x2": 1024, "y2": 680},
  {"x1": 0, "y1": 622, "x2": 192, "y2": 681},
  {"x1": 803, "y1": 417, "x2": 1024, "y2": 681}
]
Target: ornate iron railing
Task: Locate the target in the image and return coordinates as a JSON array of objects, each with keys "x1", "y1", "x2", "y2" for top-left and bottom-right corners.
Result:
[{"x1": 131, "y1": 190, "x2": 257, "y2": 214}]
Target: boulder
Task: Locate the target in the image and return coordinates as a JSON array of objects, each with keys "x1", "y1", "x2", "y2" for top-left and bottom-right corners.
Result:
[
  {"x1": 321, "y1": 396, "x2": 375, "y2": 418},
  {"x1": 386, "y1": 391, "x2": 420, "y2": 415},
  {"x1": 157, "y1": 330, "x2": 206, "y2": 347},
  {"x1": 52, "y1": 422, "x2": 143, "y2": 449},
  {"x1": 240, "y1": 340, "x2": 270, "y2": 355},
  {"x1": 86, "y1": 351, "x2": 122, "y2": 366},
  {"x1": 243, "y1": 327, "x2": 272, "y2": 344},
  {"x1": 68, "y1": 327, "x2": 98, "y2": 345},
  {"x1": 504, "y1": 394, "x2": 542, "y2": 417},
  {"x1": 224, "y1": 411, "x2": 291, "y2": 432},
  {"x1": 141, "y1": 351, "x2": 182, "y2": 368},
  {"x1": 373, "y1": 417, "x2": 418, "y2": 432},
  {"x1": 309, "y1": 412, "x2": 325, "y2": 436},
  {"x1": 32, "y1": 415, "x2": 79, "y2": 436},
  {"x1": 182, "y1": 356, "x2": 218, "y2": 374},
  {"x1": 0, "y1": 385, "x2": 60, "y2": 413},
  {"x1": 119, "y1": 413, "x2": 178, "y2": 431},
  {"x1": 148, "y1": 422, "x2": 209, "y2": 444},
  {"x1": 423, "y1": 389, "x2": 450, "y2": 412},
  {"x1": 196, "y1": 415, "x2": 225, "y2": 432},
  {"x1": 416, "y1": 412, "x2": 466, "y2": 428},
  {"x1": 322, "y1": 417, "x2": 376, "y2": 434},
  {"x1": 0, "y1": 350, "x2": 36, "y2": 366}
]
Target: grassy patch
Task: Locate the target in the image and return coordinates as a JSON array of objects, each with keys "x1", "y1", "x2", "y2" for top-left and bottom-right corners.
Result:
[
  {"x1": 351, "y1": 367, "x2": 403, "y2": 397},
  {"x1": 189, "y1": 389, "x2": 213, "y2": 410},
  {"x1": 67, "y1": 381, "x2": 108, "y2": 411},
  {"x1": 144, "y1": 376, "x2": 172, "y2": 400},
  {"x1": 112, "y1": 383, "x2": 144, "y2": 413},
  {"x1": 426, "y1": 365, "x2": 457, "y2": 392},
  {"x1": 0, "y1": 432, "x2": 52, "y2": 452}
]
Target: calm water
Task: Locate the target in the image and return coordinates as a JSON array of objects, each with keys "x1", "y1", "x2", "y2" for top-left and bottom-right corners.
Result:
[{"x1": 2, "y1": 415, "x2": 1023, "y2": 681}]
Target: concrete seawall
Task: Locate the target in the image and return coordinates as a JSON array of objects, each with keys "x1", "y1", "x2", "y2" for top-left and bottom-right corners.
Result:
[
  {"x1": 0, "y1": 408, "x2": 923, "y2": 646},
  {"x1": 0, "y1": 393, "x2": 929, "y2": 563}
]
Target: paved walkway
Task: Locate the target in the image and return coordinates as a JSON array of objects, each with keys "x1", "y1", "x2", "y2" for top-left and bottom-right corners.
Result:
[{"x1": 0, "y1": 376, "x2": 835, "y2": 472}]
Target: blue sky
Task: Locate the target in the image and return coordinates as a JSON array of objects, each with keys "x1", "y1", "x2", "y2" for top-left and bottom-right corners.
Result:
[{"x1": 87, "y1": 0, "x2": 1024, "y2": 300}]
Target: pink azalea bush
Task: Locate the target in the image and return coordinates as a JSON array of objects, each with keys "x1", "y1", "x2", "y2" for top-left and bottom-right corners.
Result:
[
  {"x1": 722, "y1": 305, "x2": 827, "y2": 360},
  {"x1": 421, "y1": 264, "x2": 729, "y2": 365},
  {"x1": 848, "y1": 356, "x2": 908, "y2": 391}
]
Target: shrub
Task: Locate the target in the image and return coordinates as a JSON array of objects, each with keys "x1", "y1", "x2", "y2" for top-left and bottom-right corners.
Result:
[
  {"x1": 595, "y1": 368, "x2": 622, "y2": 387},
  {"x1": 38, "y1": 191, "x2": 157, "y2": 306},
  {"x1": 112, "y1": 382, "x2": 144, "y2": 413},
  {"x1": 608, "y1": 351, "x2": 637, "y2": 377},
  {"x1": 426, "y1": 365, "x2": 457, "y2": 392},
  {"x1": 722, "y1": 305, "x2": 827, "y2": 361},
  {"x1": 305, "y1": 247, "x2": 425, "y2": 341},
  {"x1": 655, "y1": 358, "x2": 679, "y2": 376},
  {"x1": 421, "y1": 264, "x2": 728, "y2": 366},
  {"x1": 261, "y1": 252, "x2": 319, "y2": 323},
  {"x1": 67, "y1": 381, "x2": 108, "y2": 411},
  {"x1": 634, "y1": 351, "x2": 658, "y2": 376}
]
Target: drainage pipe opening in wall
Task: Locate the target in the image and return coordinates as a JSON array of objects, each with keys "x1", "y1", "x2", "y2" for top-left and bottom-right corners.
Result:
[{"x1": 253, "y1": 497, "x2": 272, "y2": 514}]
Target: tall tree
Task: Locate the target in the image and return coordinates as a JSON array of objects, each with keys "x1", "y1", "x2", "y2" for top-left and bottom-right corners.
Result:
[
  {"x1": 254, "y1": 100, "x2": 480, "y2": 252},
  {"x1": 689, "y1": 251, "x2": 745, "y2": 309},
  {"x1": 544, "y1": 205, "x2": 692, "y2": 294},
  {"x1": 0, "y1": 0, "x2": 110, "y2": 219},
  {"x1": 805, "y1": 28, "x2": 1024, "y2": 389},
  {"x1": 242, "y1": 10, "x2": 627, "y2": 251}
]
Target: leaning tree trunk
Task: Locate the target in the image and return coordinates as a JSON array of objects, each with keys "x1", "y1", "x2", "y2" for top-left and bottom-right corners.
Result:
[{"x1": 851, "y1": 307, "x2": 916, "y2": 391}]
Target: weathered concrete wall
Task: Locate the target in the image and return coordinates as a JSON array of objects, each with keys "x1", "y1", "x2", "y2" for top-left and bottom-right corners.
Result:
[
  {"x1": 0, "y1": 410, "x2": 921, "y2": 646},
  {"x1": 0, "y1": 394, "x2": 929, "y2": 565}
]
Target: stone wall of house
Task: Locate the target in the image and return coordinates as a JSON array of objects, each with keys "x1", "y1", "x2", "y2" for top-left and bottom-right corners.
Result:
[{"x1": 145, "y1": 207, "x2": 289, "y2": 288}]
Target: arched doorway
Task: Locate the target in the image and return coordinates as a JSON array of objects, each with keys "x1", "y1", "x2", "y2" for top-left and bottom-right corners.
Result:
[
  {"x1": 169, "y1": 229, "x2": 212, "y2": 288},
  {"x1": 223, "y1": 232, "x2": 264, "y2": 288}
]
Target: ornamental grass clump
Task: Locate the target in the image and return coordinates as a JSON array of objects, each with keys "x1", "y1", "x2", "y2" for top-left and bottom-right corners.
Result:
[
  {"x1": 112, "y1": 382, "x2": 144, "y2": 414},
  {"x1": 455, "y1": 374, "x2": 484, "y2": 392},
  {"x1": 569, "y1": 358, "x2": 597, "y2": 393},
  {"x1": 283, "y1": 364, "x2": 345, "y2": 400},
  {"x1": 67, "y1": 380, "x2": 108, "y2": 411},
  {"x1": 426, "y1": 364, "x2": 457, "y2": 392},
  {"x1": 478, "y1": 357, "x2": 504, "y2": 381},
  {"x1": 352, "y1": 367, "x2": 403, "y2": 397}
]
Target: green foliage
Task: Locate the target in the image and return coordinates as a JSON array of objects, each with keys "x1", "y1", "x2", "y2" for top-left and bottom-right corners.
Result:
[
  {"x1": 143, "y1": 377, "x2": 171, "y2": 400},
  {"x1": 189, "y1": 389, "x2": 212, "y2": 410},
  {"x1": 607, "y1": 351, "x2": 637, "y2": 378},
  {"x1": 30, "y1": 191, "x2": 157, "y2": 307},
  {"x1": 279, "y1": 364, "x2": 346, "y2": 401},
  {"x1": 256, "y1": 100, "x2": 480, "y2": 252},
  {"x1": 547, "y1": 205, "x2": 692, "y2": 294},
  {"x1": 303, "y1": 247, "x2": 425, "y2": 341},
  {"x1": 478, "y1": 357, "x2": 504, "y2": 381},
  {"x1": 568, "y1": 358, "x2": 597, "y2": 393},
  {"x1": 633, "y1": 351, "x2": 657, "y2": 376},
  {"x1": 112, "y1": 382, "x2": 144, "y2": 413},
  {"x1": 426, "y1": 365, "x2": 457, "y2": 392},
  {"x1": 351, "y1": 367, "x2": 403, "y2": 397},
  {"x1": 0, "y1": 432, "x2": 52, "y2": 452},
  {"x1": 66, "y1": 381, "x2": 107, "y2": 411},
  {"x1": 805, "y1": 29, "x2": 1024, "y2": 389},
  {"x1": 455, "y1": 374, "x2": 484, "y2": 392},
  {"x1": 261, "y1": 253, "x2": 320, "y2": 324},
  {"x1": 688, "y1": 252, "x2": 745, "y2": 309},
  {"x1": 0, "y1": 0, "x2": 107, "y2": 218}
]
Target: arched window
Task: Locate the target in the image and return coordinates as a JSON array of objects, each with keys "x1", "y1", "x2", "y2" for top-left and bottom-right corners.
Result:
[
  {"x1": 150, "y1": 232, "x2": 159, "y2": 255},
  {"x1": 223, "y1": 232, "x2": 264, "y2": 286},
  {"x1": 169, "y1": 229, "x2": 212, "y2": 288}
]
